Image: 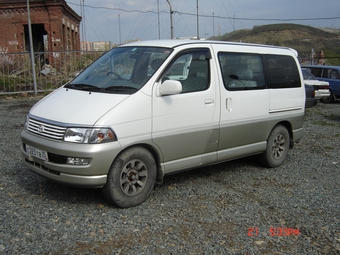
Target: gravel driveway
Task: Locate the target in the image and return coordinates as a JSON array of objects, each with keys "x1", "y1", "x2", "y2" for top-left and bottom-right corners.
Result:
[{"x1": 1, "y1": 98, "x2": 339, "y2": 254}]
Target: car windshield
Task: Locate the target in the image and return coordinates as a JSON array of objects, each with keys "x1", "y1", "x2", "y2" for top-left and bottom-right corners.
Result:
[{"x1": 66, "y1": 46, "x2": 173, "y2": 94}]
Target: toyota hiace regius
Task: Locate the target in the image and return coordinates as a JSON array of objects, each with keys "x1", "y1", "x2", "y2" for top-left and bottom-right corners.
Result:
[{"x1": 21, "y1": 40, "x2": 305, "y2": 207}]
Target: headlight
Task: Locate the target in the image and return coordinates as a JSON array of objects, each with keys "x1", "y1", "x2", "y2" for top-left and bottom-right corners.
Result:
[{"x1": 64, "y1": 127, "x2": 117, "y2": 144}]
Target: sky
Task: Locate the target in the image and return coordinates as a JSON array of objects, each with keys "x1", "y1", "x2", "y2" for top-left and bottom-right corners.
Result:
[{"x1": 66, "y1": 0, "x2": 340, "y2": 44}]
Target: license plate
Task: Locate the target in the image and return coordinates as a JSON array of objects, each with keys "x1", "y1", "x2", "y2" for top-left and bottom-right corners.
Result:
[{"x1": 26, "y1": 145, "x2": 49, "y2": 161}]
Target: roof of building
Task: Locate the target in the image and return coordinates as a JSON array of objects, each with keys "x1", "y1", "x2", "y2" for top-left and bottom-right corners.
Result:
[{"x1": 0, "y1": 0, "x2": 81, "y2": 21}]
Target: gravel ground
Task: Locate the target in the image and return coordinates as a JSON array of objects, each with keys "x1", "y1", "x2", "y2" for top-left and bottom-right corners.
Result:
[{"x1": 0, "y1": 97, "x2": 339, "y2": 255}]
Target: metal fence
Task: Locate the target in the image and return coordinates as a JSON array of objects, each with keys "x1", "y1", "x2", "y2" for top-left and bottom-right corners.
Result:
[{"x1": 0, "y1": 50, "x2": 105, "y2": 95}]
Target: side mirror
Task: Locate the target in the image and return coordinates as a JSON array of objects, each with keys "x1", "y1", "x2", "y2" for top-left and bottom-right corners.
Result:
[{"x1": 159, "y1": 80, "x2": 182, "y2": 96}]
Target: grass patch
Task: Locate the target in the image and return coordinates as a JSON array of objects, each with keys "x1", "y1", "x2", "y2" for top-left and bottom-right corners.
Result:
[{"x1": 312, "y1": 119, "x2": 336, "y2": 126}]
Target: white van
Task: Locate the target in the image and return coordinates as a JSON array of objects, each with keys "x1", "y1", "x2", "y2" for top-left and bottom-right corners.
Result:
[{"x1": 21, "y1": 40, "x2": 305, "y2": 207}]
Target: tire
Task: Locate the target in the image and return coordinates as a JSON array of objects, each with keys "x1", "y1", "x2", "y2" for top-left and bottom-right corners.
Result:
[
  {"x1": 259, "y1": 125, "x2": 290, "y2": 168},
  {"x1": 102, "y1": 147, "x2": 156, "y2": 208},
  {"x1": 321, "y1": 91, "x2": 335, "y2": 103}
]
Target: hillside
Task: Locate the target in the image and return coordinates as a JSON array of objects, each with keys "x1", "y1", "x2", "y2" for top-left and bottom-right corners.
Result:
[{"x1": 211, "y1": 24, "x2": 340, "y2": 65}]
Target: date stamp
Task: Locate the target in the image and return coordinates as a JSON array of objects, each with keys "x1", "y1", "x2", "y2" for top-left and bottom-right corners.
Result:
[{"x1": 248, "y1": 227, "x2": 300, "y2": 237}]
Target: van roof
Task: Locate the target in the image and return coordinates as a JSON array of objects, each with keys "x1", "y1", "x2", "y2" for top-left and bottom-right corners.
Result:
[{"x1": 121, "y1": 39, "x2": 298, "y2": 56}]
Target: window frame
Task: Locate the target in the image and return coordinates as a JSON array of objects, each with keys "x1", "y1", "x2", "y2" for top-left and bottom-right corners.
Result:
[
  {"x1": 263, "y1": 54, "x2": 301, "y2": 89},
  {"x1": 218, "y1": 52, "x2": 301, "y2": 91},
  {"x1": 159, "y1": 48, "x2": 212, "y2": 94},
  {"x1": 218, "y1": 52, "x2": 266, "y2": 91}
]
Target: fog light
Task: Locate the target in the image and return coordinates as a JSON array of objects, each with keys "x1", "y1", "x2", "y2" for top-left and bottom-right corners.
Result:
[{"x1": 67, "y1": 157, "x2": 90, "y2": 165}]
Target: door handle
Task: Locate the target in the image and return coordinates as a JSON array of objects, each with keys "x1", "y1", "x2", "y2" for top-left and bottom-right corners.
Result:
[
  {"x1": 205, "y1": 99, "x2": 214, "y2": 104},
  {"x1": 226, "y1": 98, "x2": 232, "y2": 111}
]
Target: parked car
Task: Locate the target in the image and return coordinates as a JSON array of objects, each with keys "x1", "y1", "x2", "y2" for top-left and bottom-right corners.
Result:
[
  {"x1": 301, "y1": 68, "x2": 330, "y2": 101},
  {"x1": 302, "y1": 65, "x2": 340, "y2": 103},
  {"x1": 305, "y1": 84, "x2": 317, "y2": 108},
  {"x1": 21, "y1": 40, "x2": 306, "y2": 208}
]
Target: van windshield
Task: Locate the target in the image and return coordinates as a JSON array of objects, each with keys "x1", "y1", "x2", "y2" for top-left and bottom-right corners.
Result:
[{"x1": 66, "y1": 46, "x2": 173, "y2": 94}]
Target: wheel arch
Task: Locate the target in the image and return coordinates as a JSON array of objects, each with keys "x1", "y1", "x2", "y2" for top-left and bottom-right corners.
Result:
[
  {"x1": 115, "y1": 143, "x2": 165, "y2": 185},
  {"x1": 272, "y1": 121, "x2": 294, "y2": 149},
  {"x1": 321, "y1": 89, "x2": 336, "y2": 103}
]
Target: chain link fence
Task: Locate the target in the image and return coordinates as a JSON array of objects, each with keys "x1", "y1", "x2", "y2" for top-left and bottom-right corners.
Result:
[{"x1": 0, "y1": 51, "x2": 105, "y2": 95}]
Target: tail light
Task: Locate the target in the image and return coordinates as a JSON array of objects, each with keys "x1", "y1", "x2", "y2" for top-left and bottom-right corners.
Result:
[{"x1": 319, "y1": 85, "x2": 330, "y2": 89}]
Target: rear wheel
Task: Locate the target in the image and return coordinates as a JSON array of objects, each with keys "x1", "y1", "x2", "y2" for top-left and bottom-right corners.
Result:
[
  {"x1": 321, "y1": 91, "x2": 335, "y2": 103},
  {"x1": 259, "y1": 125, "x2": 290, "y2": 168},
  {"x1": 102, "y1": 147, "x2": 156, "y2": 208}
]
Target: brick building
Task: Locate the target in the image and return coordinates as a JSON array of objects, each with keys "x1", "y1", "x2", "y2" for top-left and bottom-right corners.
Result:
[{"x1": 0, "y1": 0, "x2": 81, "y2": 54}]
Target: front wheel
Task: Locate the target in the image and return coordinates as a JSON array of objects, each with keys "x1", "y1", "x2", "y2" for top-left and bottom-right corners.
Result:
[
  {"x1": 259, "y1": 125, "x2": 290, "y2": 168},
  {"x1": 102, "y1": 147, "x2": 156, "y2": 208}
]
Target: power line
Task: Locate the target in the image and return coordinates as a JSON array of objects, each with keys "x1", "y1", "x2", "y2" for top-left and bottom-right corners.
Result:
[
  {"x1": 67, "y1": 1, "x2": 339, "y2": 22},
  {"x1": 175, "y1": 12, "x2": 340, "y2": 22},
  {"x1": 68, "y1": 1, "x2": 161, "y2": 14},
  {"x1": 330, "y1": 11, "x2": 340, "y2": 28}
]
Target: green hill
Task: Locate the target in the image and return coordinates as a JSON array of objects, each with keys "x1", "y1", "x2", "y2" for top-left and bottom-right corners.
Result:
[{"x1": 211, "y1": 23, "x2": 340, "y2": 65}]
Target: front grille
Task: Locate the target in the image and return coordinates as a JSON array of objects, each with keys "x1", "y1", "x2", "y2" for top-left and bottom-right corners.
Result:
[{"x1": 27, "y1": 118, "x2": 66, "y2": 140}]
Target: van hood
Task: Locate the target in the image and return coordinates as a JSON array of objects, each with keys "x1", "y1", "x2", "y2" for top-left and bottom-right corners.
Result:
[{"x1": 30, "y1": 88, "x2": 129, "y2": 125}]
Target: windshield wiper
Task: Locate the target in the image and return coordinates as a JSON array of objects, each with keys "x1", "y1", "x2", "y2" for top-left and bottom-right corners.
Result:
[
  {"x1": 65, "y1": 84, "x2": 101, "y2": 91},
  {"x1": 105, "y1": 86, "x2": 138, "y2": 92}
]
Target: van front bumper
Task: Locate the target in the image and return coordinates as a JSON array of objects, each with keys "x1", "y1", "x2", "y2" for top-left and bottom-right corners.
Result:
[{"x1": 21, "y1": 130, "x2": 122, "y2": 188}]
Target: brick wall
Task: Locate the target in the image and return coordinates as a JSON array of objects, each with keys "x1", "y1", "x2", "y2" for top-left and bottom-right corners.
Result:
[{"x1": 0, "y1": 0, "x2": 81, "y2": 53}]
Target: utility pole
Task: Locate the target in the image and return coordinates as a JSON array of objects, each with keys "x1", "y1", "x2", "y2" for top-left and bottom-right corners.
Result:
[
  {"x1": 157, "y1": 0, "x2": 160, "y2": 39},
  {"x1": 213, "y1": 12, "x2": 215, "y2": 37},
  {"x1": 196, "y1": 0, "x2": 199, "y2": 40},
  {"x1": 82, "y1": 0, "x2": 86, "y2": 43},
  {"x1": 233, "y1": 14, "x2": 235, "y2": 31},
  {"x1": 166, "y1": 0, "x2": 174, "y2": 39},
  {"x1": 27, "y1": 0, "x2": 37, "y2": 96},
  {"x1": 80, "y1": 0, "x2": 84, "y2": 45},
  {"x1": 118, "y1": 14, "x2": 121, "y2": 44}
]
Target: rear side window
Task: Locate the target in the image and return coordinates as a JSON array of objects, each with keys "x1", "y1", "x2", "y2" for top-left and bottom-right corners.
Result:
[
  {"x1": 218, "y1": 52, "x2": 265, "y2": 90},
  {"x1": 308, "y1": 68, "x2": 323, "y2": 78},
  {"x1": 307, "y1": 67, "x2": 340, "y2": 80},
  {"x1": 324, "y1": 68, "x2": 340, "y2": 79},
  {"x1": 265, "y1": 55, "x2": 301, "y2": 88}
]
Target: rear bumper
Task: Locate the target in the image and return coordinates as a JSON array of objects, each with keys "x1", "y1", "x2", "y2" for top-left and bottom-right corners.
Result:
[{"x1": 315, "y1": 89, "x2": 331, "y2": 100}]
